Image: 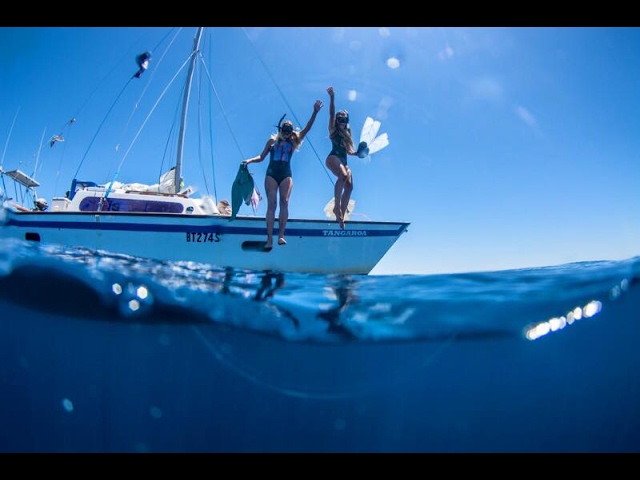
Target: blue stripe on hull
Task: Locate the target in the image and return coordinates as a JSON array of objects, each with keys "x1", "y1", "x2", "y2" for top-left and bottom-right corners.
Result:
[{"x1": 5, "y1": 217, "x2": 408, "y2": 238}]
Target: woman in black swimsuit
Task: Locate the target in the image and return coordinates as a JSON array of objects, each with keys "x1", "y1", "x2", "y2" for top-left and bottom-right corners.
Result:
[
  {"x1": 325, "y1": 86, "x2": 358, "y2": 229},
  {"x1": 243, "y1": 99, "x2": 323, "y2": 249}
]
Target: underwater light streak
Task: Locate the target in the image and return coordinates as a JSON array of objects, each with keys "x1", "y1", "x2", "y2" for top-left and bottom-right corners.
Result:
[
  {"x1": 525, "y1": 277, "x2": 630, "y2": 341},
  {"x1": 526, "y1": 300, "x2": 602, "y2": 341}
]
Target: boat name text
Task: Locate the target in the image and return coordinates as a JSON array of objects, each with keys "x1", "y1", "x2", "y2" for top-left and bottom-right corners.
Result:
[{"x1": 322, "y1": 230, "x2": 368, "y2": 237}]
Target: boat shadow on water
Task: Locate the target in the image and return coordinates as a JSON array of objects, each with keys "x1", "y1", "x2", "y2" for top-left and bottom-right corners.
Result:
[{"x1": 0, "y1": 241, "x2": 396, "y2": 343}]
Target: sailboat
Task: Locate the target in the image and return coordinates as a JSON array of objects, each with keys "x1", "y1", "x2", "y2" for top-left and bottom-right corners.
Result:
[{"x1": 0, "y1": 27, "x2": 409, "y2": 275}]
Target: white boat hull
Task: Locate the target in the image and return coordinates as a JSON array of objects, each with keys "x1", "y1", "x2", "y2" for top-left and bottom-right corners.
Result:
[{"x1": 0, "y1": 208, "x2": 408, "y2": 274}]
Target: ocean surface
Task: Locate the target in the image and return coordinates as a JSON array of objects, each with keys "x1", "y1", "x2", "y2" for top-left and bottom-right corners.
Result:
[{"x1": 1, "y1": 238, "x2": 639, "y2": 453}]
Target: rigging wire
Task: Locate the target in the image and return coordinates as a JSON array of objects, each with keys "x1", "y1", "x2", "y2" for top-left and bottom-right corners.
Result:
[
  {"x1": 239, "y1": 27, "x2": 334, "y2": 185},
  {"x1": 204, "y1": 31, "x2": 219, "y2": 203},
  {"x1": 31, "y1": 128, "x2": 47, "y2": 188},
  {"x1": 194, "y1": 57, "x2": 213, "y2": 197},
  {"x1": 197, "y1": 54, "x2": 246, "y2": 160},
  {"x1": 49, "y1": 27, "x2": 177, "y2": 195},
  {"x1": 6, "y1": 30, "x2": 168, "y2": 201},
  {"x1": 67, "y1": 30, "x2": 152, "y2": 178},
  {"x1": 196, "y1": 44, "x2": 258, "y2": 200},
  {"x1": 103, "y1": 52, "x2": 193, "y2": 201},
  {"x1": 0, "y1": 107, "x2": 22, "y2": 205},
  {"x1": 116, "y1": 28, "x2": 182, "y2": 164},
  {"x1": 72, "y1": 78, "x2": 133, "y2": 180},
  {"x1": 0, "y1": 106, "x2": 20, "y2": 171}
]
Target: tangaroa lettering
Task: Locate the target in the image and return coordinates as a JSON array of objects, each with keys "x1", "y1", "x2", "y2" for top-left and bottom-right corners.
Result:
[{"x1": 322, "y1": 230, "x2": 368, "y2": 237}]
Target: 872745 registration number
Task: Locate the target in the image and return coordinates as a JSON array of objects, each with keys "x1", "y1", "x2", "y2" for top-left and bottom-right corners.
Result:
[{"x1": 186, "y1": 232, "x2": 220, "y2": 243}]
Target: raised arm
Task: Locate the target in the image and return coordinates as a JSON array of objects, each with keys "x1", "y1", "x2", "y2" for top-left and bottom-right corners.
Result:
[
  {"x1": 298, "y1": 99, "x2": 323, "y2": 140},
  {"x1": 327, "y1": 86, "x2": 335, "y2": 135}
]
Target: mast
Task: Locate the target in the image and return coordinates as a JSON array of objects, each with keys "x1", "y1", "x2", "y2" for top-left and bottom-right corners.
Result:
[{"x1": 174, "y1": 27, "x2": 204, "y2": 194}]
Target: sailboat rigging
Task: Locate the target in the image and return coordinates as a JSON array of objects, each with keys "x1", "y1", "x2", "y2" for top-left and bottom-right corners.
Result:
[{"x1": 0, "y1": 27, "x2": 409, "y2": 275}]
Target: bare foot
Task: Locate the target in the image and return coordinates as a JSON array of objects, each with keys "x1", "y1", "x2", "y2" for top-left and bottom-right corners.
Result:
[
  {"x1": 333, "y1": 206, "x2": 345, "y2": 229},
  {"x1": 278, "y1": 237, "x2": 287, "y2": 245}
]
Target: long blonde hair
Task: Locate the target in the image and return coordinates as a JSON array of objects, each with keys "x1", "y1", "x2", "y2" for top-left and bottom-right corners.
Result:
[{"x1": 331, "y1": 113, "x2": 354, "y2": 151}]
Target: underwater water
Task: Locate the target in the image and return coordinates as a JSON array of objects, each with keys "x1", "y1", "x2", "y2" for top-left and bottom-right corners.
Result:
[{"x1": 0, "y1": 238, "x2": 639, "y2": 452}]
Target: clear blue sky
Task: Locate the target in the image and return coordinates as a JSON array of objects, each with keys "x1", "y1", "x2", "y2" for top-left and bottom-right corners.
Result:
[{"x1": 1, "y1": 27, "x2": 639, "y2": 275}]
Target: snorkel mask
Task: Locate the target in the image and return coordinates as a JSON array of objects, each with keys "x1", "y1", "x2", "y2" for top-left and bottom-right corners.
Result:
[
  {"x1": 281, "y1": 121, "x2": 293, "y2": 134},
  {"x1": 336, "y1": 110, "x2": 349, "y2": 125},
  {"x1": 276, "y1": 114, "x2": 294, "y2": 136}
]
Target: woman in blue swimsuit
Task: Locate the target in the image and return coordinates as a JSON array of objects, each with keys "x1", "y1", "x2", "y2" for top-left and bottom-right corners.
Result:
[
  {"x1": 243, "y1": 99, "x2": 323, "y2": 249},
  {"x1": 325, "y1": 86, "x2": 358, "y2": 229}
]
